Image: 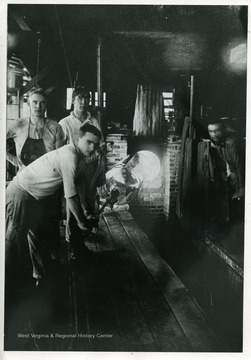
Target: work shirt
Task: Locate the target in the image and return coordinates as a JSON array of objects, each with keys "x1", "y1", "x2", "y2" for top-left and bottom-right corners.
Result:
[
  {"x1": 59, "y1": 111, "x2": 106, "y2": 220},
  {"x1": 14, "y1": 144, "x2": 81, "y2": 200},
  {"x1": 210, "y1": 141, "x2": 231, "y2": 180},
  {"x1": 59, "y1": 111, "x2": 102, "y2": 145},
  {"x1": 7, "y1": 117, "x2": 65, "y2": 169}
]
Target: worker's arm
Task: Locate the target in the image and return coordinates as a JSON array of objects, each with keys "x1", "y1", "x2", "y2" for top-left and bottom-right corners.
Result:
[
  {"x1": 66, "y1": 194, "x2": 87, "y2": 230},
  {"x1": 55, "y1": 124, "x2": 67, "y2": 148},
  {"x1": 6, "y1": 151, "x2": 18, "y2": 166},
  {"x1": 6, "y1": 121, "x2": 18, "y2": 167}
]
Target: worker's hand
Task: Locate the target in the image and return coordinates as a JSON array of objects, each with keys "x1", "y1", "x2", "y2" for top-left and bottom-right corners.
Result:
[
  {"x1": 77, "y1": 221, "x2": 88, "y2": 232},
  {"x1": 83, "y1": 211, "x2": 99, "y2": 233},
  {"x1": 99, "y1": 141, "x2": 107, "y2": 151},
  {"x1": 97, "y1": 183, "x2": 110, "y2": 199},
  {"x1": 232, "y1": 188, "x2": 245, "y2": 200},
  {"x1": 95, "y1": 142, "x2": 106, "y2": 158}
]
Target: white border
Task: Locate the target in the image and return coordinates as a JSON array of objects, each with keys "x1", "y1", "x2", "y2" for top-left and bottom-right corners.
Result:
[{"x1": 1, "y1": 1, "x2": 250, "y2": 360}]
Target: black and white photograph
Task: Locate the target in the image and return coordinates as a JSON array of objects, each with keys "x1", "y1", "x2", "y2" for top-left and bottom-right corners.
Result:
[{"x1": 1, "y1": 0, "x2": 251, "y2": 358}]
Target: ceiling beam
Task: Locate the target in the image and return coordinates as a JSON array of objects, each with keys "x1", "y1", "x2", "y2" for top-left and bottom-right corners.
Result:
[
  {"x1": 114, "y1": 31, "x2": 174, "y2": 39},
  {"x1": 20, "y1": 66, "x2": 50, "y2": 96},
  {"x1": 10, "y1": 11, "x2": 31, "y2": 31},
  {"x1": 45, "y1": 84, "x2": 59, "y2": 95}
]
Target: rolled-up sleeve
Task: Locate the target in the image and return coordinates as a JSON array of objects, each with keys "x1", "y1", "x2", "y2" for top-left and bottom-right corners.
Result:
[{"x1": 59, "y1": 149, "x2": 78, "y2": 198}]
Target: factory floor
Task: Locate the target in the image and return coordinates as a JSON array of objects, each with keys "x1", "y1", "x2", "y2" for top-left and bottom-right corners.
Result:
[{"x1": 4, "y1": 211, "x2": 227, "y2": 352}]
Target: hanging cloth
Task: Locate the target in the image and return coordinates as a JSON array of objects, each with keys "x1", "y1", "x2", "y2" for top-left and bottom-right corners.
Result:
[
  {"x1": 133, "y1": 85, "x2": 164, "y2": 137},
  {"x1": 20, "y1": 119, "x2": 46, "y2": 166}
]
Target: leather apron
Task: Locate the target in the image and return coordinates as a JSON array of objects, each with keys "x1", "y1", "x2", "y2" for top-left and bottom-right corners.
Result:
[{"x1": 20, "y1": 118, "x2": 46, "y2": 166}]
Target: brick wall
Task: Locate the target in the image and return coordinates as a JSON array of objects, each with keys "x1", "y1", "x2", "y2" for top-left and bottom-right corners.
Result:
[
  {"x1": 129, "y1": 143, "x2": 165, "y2": 233},
  {"x1": 105, "y1": 134, "x2": 181, "y2": 232},
  {"x1": 163, "y1": 135, "x2": 181, "y2": 219}
]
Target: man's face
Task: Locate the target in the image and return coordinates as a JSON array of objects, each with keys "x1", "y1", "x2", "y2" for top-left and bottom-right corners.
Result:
[
  {"x1": 28, "y1": 93, "x2": 47, "y2": 118},
  {"x1": 208, "y1": 123, "x2": 224, "y2": 144},
  {"x1": 78, "y1": 131, "x2": 100, "y2": 157},
  {"x1": 73, "y1": 94, "x2": 90, "y2": 113}
]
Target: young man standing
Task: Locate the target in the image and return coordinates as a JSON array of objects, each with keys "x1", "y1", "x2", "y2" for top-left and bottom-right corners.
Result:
[
  {"x1": 59, "y1": 86, "x2": 102, "y2": 145},
  {"x1": 59, "y1": 87, "x2": 106, "y2": 250}
]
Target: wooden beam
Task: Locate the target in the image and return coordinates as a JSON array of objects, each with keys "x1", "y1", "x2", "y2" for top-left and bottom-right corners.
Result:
[
  {"x1": 114, "y1": 31, "x2": 174, "y2": 39},
  {"x1": 176, "y1": 116, "x2": 191, "y2": 219},
  {"x1": 45, "y1": 84, "x2": 59, "y2": 95},
  {"x1": 20, "y1": 67, "x2": 50, "y2": 96},
  {"x1": 10, "y1": 11, "x2": 31, "y2": 31}
]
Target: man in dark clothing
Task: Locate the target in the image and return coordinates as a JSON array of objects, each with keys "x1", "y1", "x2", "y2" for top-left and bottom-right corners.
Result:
[{"x1": 207, "y1": 119, "x2": 245, "y2": 226}]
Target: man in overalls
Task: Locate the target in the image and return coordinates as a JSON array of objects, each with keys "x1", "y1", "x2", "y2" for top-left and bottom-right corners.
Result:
[{"x1": 6, "y1": 87, "x2": 65, "y2": 262}]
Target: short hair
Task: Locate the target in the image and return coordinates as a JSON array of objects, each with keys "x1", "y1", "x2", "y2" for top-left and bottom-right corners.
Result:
[
  {"x1": 72, "y1": 87, "x2": 90, "y2": 102},
  {"x1": 207, "y1": 118, "x2": 226, "y2": 130},
  {"x1": 28, "y1": 87, "x2": 48, "y2": 101},
  {"x1": 79, "y1": 123, "x2": 102, "y2": 139}
]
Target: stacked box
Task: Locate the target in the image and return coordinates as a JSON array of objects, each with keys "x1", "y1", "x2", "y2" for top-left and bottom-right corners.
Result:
[{"x1": 106, "y1": 134, "x2": 128, "y2": 170}]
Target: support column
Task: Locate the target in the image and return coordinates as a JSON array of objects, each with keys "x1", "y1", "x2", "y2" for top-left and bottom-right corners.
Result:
[{"x1": 97, "y1": 37, "x2": 102, "y2": 123}]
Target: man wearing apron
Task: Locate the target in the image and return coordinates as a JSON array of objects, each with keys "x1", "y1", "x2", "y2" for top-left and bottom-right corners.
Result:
[
  {"x1": 59, "y1": 87, "x2": 106, "y2": 258},
  {"x1": 7, "y1": 87, "x2": 64, "y2": 169},
  {"x1": 6, "y1": 87, "x2": 65, "y2": 266}
]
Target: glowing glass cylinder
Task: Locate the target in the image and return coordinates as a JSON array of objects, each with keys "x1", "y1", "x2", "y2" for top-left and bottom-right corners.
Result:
[{"x1": 105, "y1": 150, "x2": 161, "y2": 205}]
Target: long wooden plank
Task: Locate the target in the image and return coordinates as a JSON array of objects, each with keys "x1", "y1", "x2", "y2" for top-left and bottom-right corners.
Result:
[
  {"x1": 117, "y1": 210, "x2": 227, "y2": 352},
  {"x1": 69, "y1": 262, "x2": 91, "y2": 351},
  {"x1": 203, "y1": 236, "x2": 243, "y2": 278},
  {"x1": 74, "y1": 268, "x2": 123, "y2": 351},
  {"x1": 93, "y1": 220, "x2": 158, "y2": 351},
  {"x1": 103, "y1": 212, "x2": 193, "y2": 352},
  {"x1": 69, "y1": 239, "x2": 124, "y2": 351}
]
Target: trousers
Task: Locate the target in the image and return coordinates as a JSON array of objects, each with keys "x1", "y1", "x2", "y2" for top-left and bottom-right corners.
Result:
[{"x1": 5, "y1": 181, "x2": 51, "y2": 284}]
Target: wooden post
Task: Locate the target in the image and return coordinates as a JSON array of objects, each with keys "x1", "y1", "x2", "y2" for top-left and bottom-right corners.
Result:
[
  {"x1": 189, "y1": 75, "x2": 194, "y2": 139},
  {"x1": 196, "y1": 141, "x2": 210, "y2": 228},
  {"x1": 176, "y1": 116, "x2": 190, "y2": 219},
  {"x1": 97, "y1": 37, "x2": 102, "y2": 123}
]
